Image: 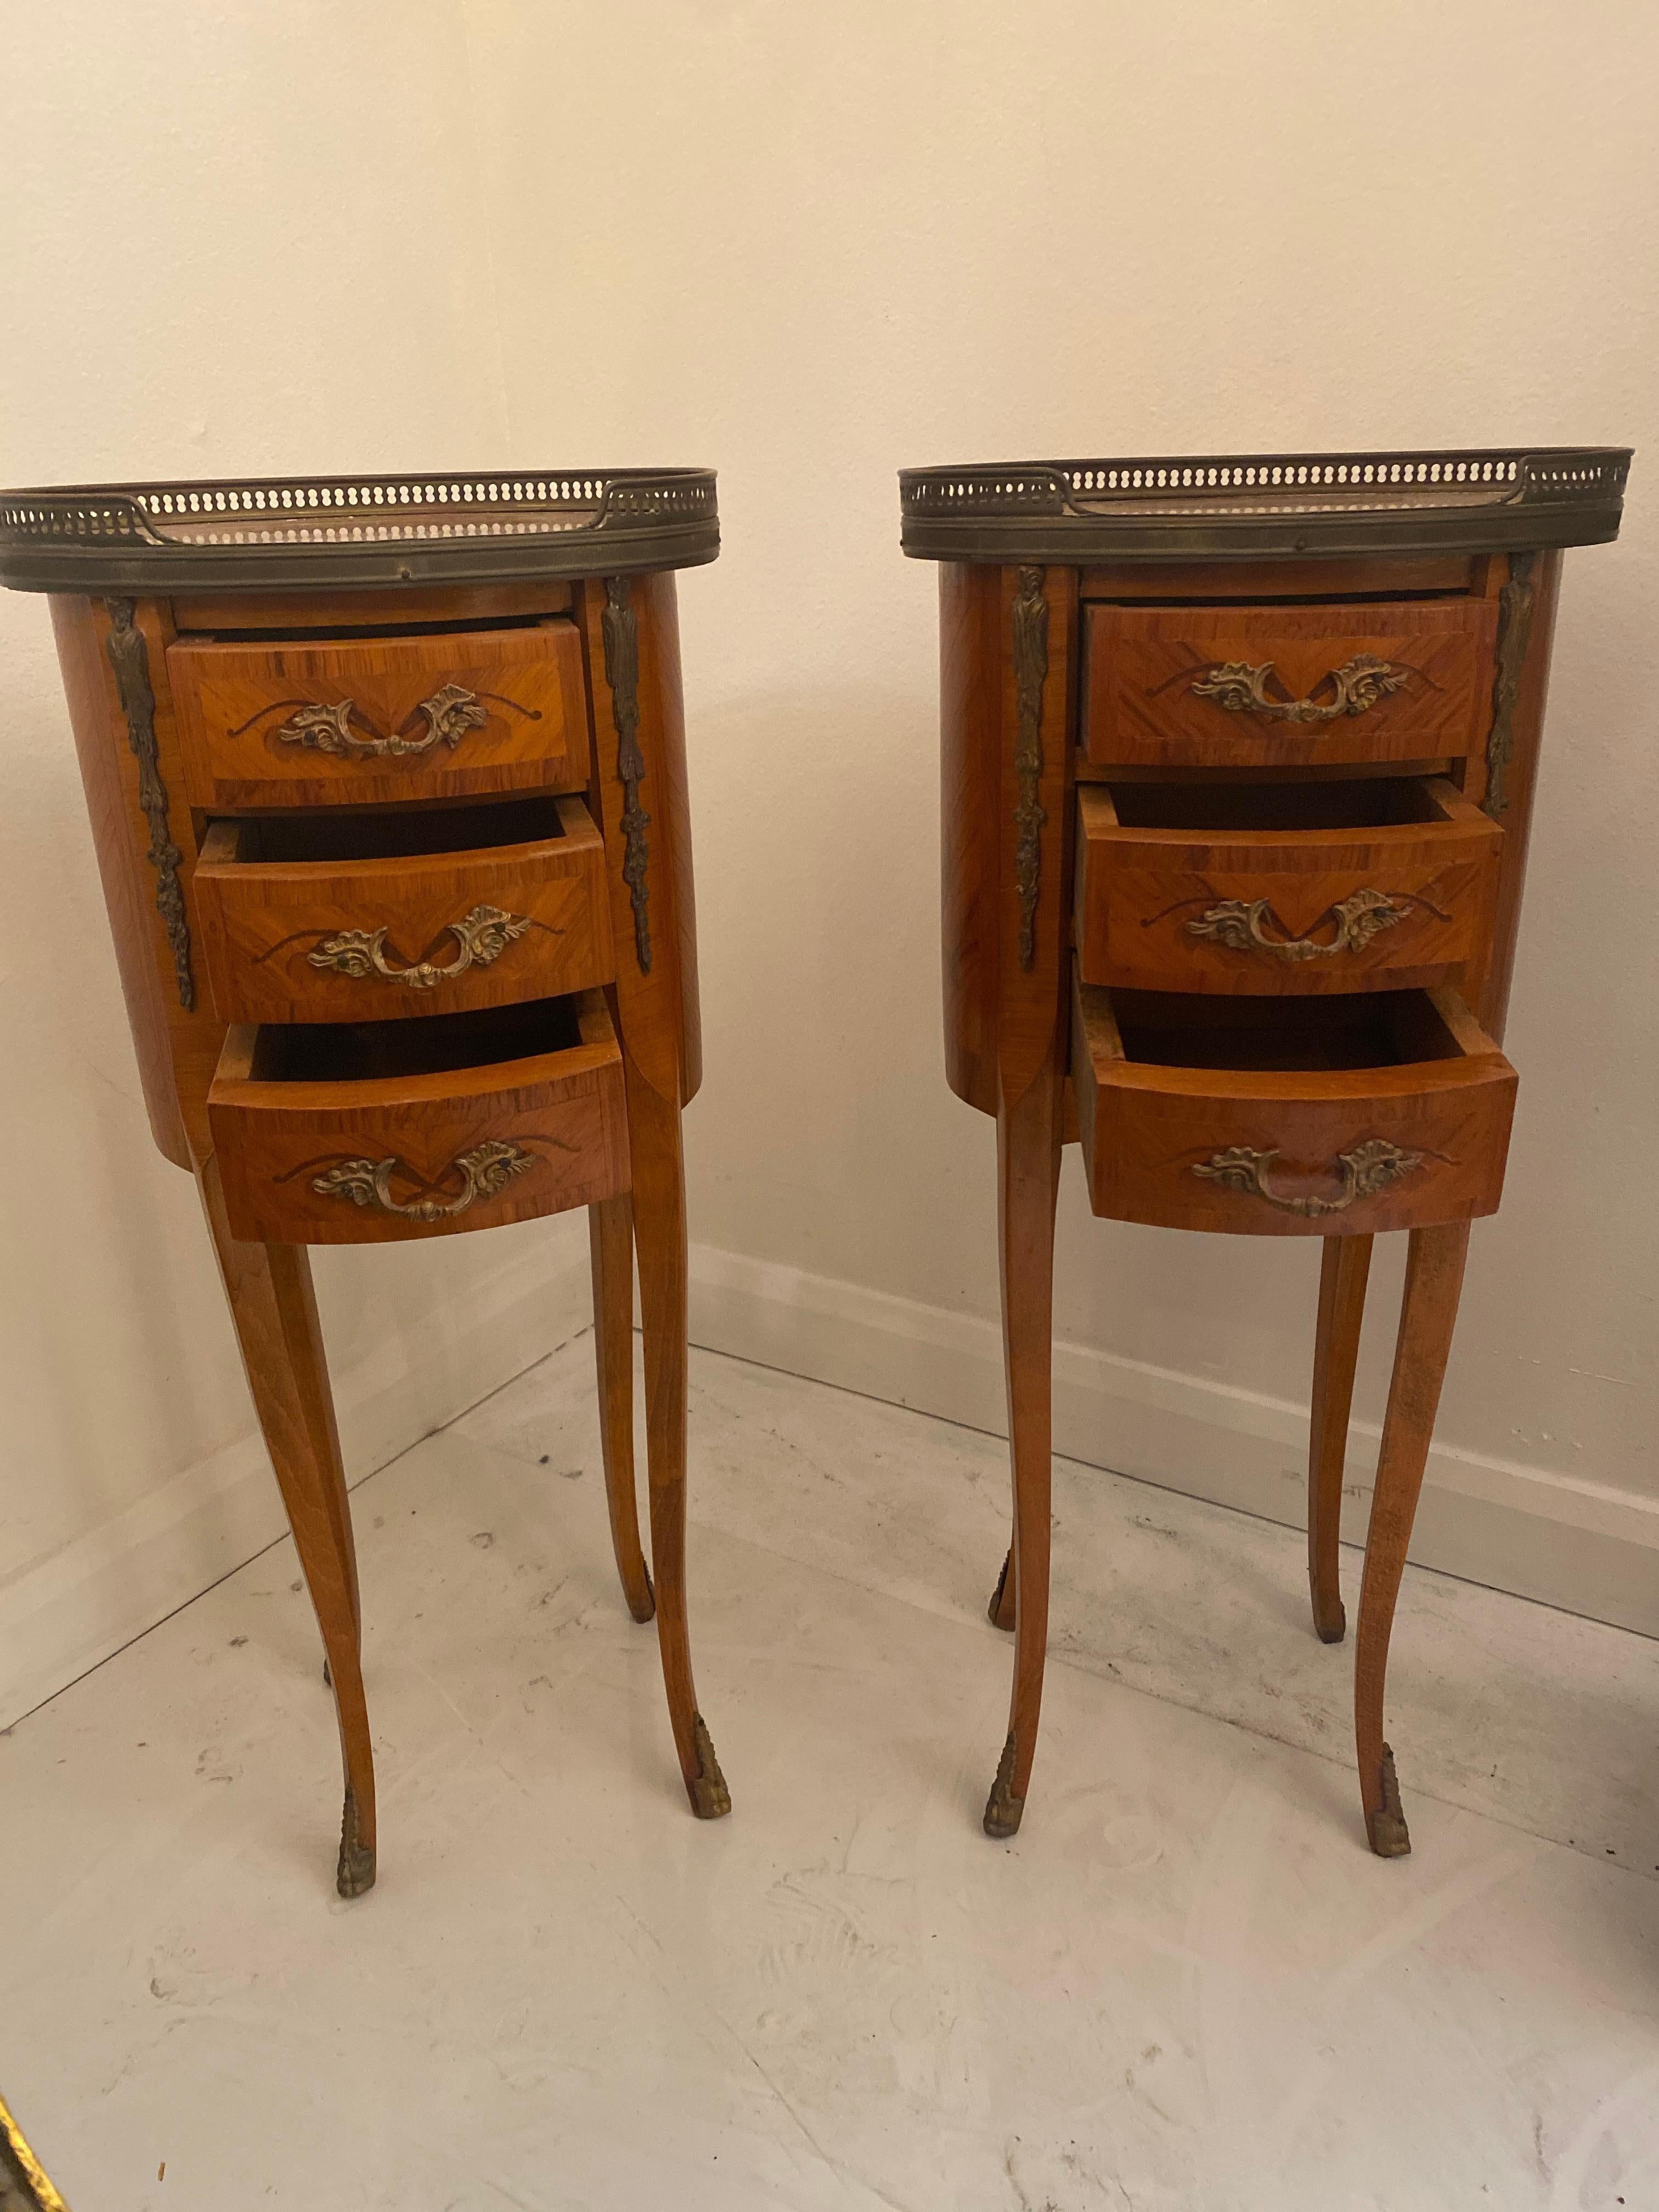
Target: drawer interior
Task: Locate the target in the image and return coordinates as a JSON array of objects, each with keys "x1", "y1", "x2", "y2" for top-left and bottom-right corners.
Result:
[
  {"x1": 247, "y1": 995, "x2": 585, "y2": 1084},
  {"x1": 1102, "y1": 776, "x2": 1453, "y2": 834},
  {"x1": 214, "y1": 795, "x2": 569, "y2": 865},
  {"x1": 174, "y1": 607, "x2": 571, "y2": 642},
  {"x1": 1106, "y1": 988, "x2": 1469, "y2": 1073}
]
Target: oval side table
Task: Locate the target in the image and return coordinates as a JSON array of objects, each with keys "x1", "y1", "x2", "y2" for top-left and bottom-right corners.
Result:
[
  {"x1": 0, "y1": 468, "x2": 731, "y2": 1896},
  {"x1": 899, "y1": 444, "x2": 1631, "y2": 1853}
]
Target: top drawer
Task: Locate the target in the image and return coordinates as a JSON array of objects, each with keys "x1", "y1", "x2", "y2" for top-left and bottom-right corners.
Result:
[
  {"x1": 1081, "y1": 597, "x2": 1498, "y2": 770},
  {"x1": 168, "y1": 621, "x2": 589, "y2": 810}
]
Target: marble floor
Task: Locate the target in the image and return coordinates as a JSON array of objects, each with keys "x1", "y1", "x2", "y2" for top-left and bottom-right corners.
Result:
[{"x1": 4, "y1": 1333, "x2": 1657, "y2": 2211}]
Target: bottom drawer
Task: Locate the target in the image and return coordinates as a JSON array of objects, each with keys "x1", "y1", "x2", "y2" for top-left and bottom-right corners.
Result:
[
  {"x1": 193, "y1": 793, "x2": 613, "y2": 1024},
  {"x1": 1072, "y1": 975, "x2": 1516, "y2": 1236},
  {"x1": 210, "y1": 990, "x2": 628, "y2": 1243}
]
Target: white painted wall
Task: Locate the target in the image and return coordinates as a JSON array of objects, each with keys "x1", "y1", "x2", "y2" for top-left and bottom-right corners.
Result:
[{"x1": 2, "y1": 0, "x2": 1655, "y2": 1719}]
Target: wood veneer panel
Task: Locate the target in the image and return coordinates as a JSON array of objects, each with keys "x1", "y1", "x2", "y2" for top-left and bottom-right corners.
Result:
[
  {"x1": 52, "y1": 594, "x2": 191, "y2": 1165},
  {"x1": 940, "y1": 562, "x2": 1002, "y2": 1116},
  {"x1": 53, "y1": 594, "x2": 228, "y2": 1166},
  {"x1": 1462, "y1": 550, "x2": 1563, "y2": 1042}
]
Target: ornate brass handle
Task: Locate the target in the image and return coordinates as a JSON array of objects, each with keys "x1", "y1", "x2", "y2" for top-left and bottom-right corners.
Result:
[
  {"x1": 308, "y1": 905, "x2": 532, "y2": 989},
  {"x1": 311, "y1": 1139, "x2": 535, "y2": 1222},
  {"x1": 1193, "y1": 1138, "x2": 1423, "y2": 1218},
  {"x1": 1185, "y1": 888, "x2": 1408, "y2": 962},
  {"x1": 233, "y1": 683, "x2": 540, "y2": 760},
  {"x1": 1191, "y1": 653, "x2": 1409, "y2": 724}
]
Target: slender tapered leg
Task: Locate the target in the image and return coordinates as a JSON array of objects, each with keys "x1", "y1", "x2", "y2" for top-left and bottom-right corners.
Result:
[
  {"x1": 623, "y1": 1061, "x2": 730, "y2": 1819},
  {"x1": 983, "y1": 1060, "x2": 1064, "y2": 1839},
  {"x1": 1307, "y1": 1232, "x2": 1373, "y2": 1644},
  {"x1": 588, "y1": 1193, "x2": 655, "y2": 1623},
  {"x1": 196, "y1": 1153, "x2": 376, "y2": 1898},
  {"x1": 1354, "y1": 1220, "x2": 1471, "y2": 1857}
]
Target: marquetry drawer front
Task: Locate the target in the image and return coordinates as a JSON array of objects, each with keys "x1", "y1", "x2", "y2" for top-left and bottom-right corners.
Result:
[
  {"x1": 193, "y1": 795, "x2": 613, "y2": 1024},
  {"x1": 1080, "y1": 598, "x2": 1498, "y2": 770},
  {"x1": 209, "y1": 991, "x2": 628, "y2": 1244},
  {"x1": 169, "y1": 621, "x2": 588, "y2": 810},
  {"x1": 1071, "y1": 975, "x2": 1516, "y2": 1237},
  {"x1": 1074, "y1": 776, "x2": 1500, "y2": 997}
]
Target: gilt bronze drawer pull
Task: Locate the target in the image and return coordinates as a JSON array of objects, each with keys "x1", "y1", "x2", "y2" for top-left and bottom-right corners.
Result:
[
  {"x1": 235, "y1": 682, "x2": 539, "y2": 760},
  {"x1": 311, "y1": 1138, "x2": 536, "y2": 1222},
  {"x1": 1184, "y1": 888, "x2": 1410, "y2": 962},
  {"x1": 1191, "y1": 653, "x2": 1410, "y2": 724},
  {"x1": 307, "y1": 905, "x2": 533, "y2": 990},
  {"x1": 1193, "y1": 1137, "x2": 1423, "y2": 1218}
]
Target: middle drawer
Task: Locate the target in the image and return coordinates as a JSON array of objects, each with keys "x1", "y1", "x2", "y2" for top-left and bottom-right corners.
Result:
[
  {"x1": 1074, "y1": 775, "x2": 1499, "y2": 996},
  {"x1": 194, "y1": 794, "x2": 614, "y2": 1023}
]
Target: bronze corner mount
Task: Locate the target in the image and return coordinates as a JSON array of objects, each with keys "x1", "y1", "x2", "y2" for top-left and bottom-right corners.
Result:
[
  {"x1": 103, "y1": 596, "x2": 195, "y2": 1013},
  {"x1": 602, "y1": 575, "x2": 653, "y2": 974},
  {"x1": 1010, "y1": 565, "x2": 1049, "y2": 972}
]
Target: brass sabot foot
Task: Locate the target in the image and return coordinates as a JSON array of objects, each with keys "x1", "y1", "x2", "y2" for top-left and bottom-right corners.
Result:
[
  {"x1": 1365, "y1": 1742, "x2": 1412, "y2": 1858},
  {"x1": 688, "y1": 1713, "x2": 731, "y2": 1820},
  {"x1": 983, "y1": 1730, "x2": 1025, "y2": 1839},
  {"x1": 336, "y1": 1785, "x2": 377, "y2": 1898}
]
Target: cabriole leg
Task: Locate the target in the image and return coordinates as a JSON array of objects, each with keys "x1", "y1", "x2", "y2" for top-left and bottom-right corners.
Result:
[
  {"x1": 1354, "y1": 1220, "x2": 1471, "y2": 1857},
  {"x1": 1308, "y1": 1232, "x2": 1373, "y2": 1643},
  {"x1": 196, "y1": 1153, "x2": 376, "y2": 1899},
  {"x1": 588, "y1": 1192, "x2": 654, "y2": 1623},
  {"x1": 983, "y1": 1061, "x2": 1063, "y2": 1840},
  {"x1": 624, "y1": 1063, "x2": 730, "y2": 1820}
]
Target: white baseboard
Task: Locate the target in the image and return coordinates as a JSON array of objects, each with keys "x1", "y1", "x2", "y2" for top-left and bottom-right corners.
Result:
[
  {"x1": 0, "y1": 1237, "x2": 591, "y2": 1730},
  {"x1": 688, "y1": 1243, "x2": 1659, "y2": 1640}
]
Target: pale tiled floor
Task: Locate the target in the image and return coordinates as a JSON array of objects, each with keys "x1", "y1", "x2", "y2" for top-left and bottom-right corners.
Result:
[{"x1": 4, "y1": 1333, "x2": 1657, "y2": 2210}]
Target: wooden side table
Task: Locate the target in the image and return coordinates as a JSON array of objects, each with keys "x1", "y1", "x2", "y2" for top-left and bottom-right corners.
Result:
[
  {"x1": 0, "y1": 469, "x2": 732, "y2": 1896},
  {"x1": 900, "y1": 446, "x2": 1631, "y2": 1854}
]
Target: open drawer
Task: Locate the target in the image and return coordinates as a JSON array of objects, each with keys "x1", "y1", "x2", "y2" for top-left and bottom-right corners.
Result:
[
  {"x1": 1074, "y1": 775, "x2": 1500, "y2": 995},
  {"x1": 1071, "y1": 975, "x2": 1516, "y2": 1235},
  {"x1": 210, "y1": 990, "x2": 629, "y2": 1243},
  {"x1": 193, "y1": 794, "x2": 613, "y2": 1023}
]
